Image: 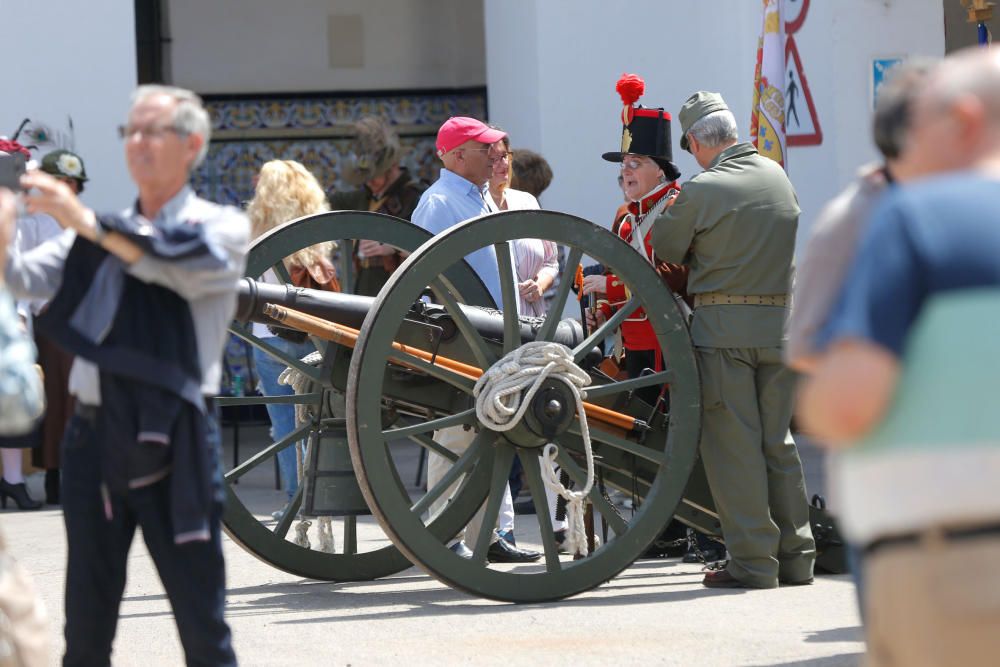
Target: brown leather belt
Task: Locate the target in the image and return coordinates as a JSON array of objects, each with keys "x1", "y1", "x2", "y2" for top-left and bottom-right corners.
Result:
[
  {"x1": 866, "y1": 521, "x2": 1000, "y2": 556},
  {"x1": 693, "y1": 293, "x2": 789, "y2": 308}
]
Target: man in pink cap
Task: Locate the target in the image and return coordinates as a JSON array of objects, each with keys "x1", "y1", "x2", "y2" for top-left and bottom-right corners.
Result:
[
  {"x1": 412, "y1": 116, "x2": 542, "y2": 564},
  {"x1": 413, "y1": 116, "x2": 507, "y2": 302}
]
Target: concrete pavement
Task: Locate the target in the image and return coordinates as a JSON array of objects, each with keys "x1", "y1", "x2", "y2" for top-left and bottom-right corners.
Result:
[{"x1": 2, "y1": 435, "x2": 864, "y2": 666}]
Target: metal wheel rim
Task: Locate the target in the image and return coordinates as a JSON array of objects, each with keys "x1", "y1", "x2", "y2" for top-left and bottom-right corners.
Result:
[
  {"x1": 347, "y1": 209, "x2": 701, "y2": 601},
  {"x1": 221, "y1": 210, "x2": 490, "y2": 581}
]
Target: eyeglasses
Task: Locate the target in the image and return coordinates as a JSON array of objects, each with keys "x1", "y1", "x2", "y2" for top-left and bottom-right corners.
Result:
[
  {"x1": 493, "y1": 151, "x2": 512, "y2": 162},
  {"x1": 621, "y1": 157, "x2": 650, "y2": 171},
  {"x1": 117, "y1": 124, "x2": 184, "y2": 140}
]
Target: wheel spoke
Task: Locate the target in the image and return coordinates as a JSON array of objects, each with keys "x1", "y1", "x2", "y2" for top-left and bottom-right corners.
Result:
[
  {"x1": 229, "y1": 326, "x2": 322, "y2": 383},
  {"x1": 584, "y1": 371, "x2": 672, "y2": 399},
  {"x1": 387, "y1": 348, "x2": 476, "y2": 394},
  {"x1": 520, "y1": 454, "x2": 563, "y2": 572},
  {"x1": 407, "y1": 433, "x2": 460, "y2": 463},
  {"x1": 225, "y1": 420, "x2": 313, "y2": 482},
  {"x1": 494, "y1": 242, "x2": 520, "y2": 354},
  {"x1": 343, "y1": 516, "x2": 357, "y2": 555},
  {"x1": 338, "y1": 240, "x2": 355, "y2": 295},
  {"x1": 272, "y1": 260, "x2": 292, "y2": 285},
  {"x1": 383, "y1": 409, "x2": 477, "y2": 441},
  {"x1": 215, "y1": 393, "x2": 322, "y2": 408},
  {"x1": 470, "y1": 445, "x2": 515, "y2": 564},
  {"x1": 411, "y1": 430, "x2": 492, "y2": 516},
  {"x1": 536, "y1": 247, "x2": 584, "y2": 343},
  {"x1": 429, "y1": 278, "x2": 497, "y2": 369},
  {"x1": 555, "y1": 449, "x2": 628, "y2": 536},
  {"x1": 273, "y1": 483, "x2": 304, "y2": 539},
  {"x1": 572, "y1": 295, "x2": 641, "y2": 364},
  {"x1": 569, "y1": 423, "x2": 665, "y2": 465}
]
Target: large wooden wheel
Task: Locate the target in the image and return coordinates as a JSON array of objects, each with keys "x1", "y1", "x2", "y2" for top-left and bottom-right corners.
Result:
[
  {"x1": 220, "y1": 211, "x2": 491, "y2": 581},
  {"x1": 346, "y1": 210, "x2": 703, "y2": 602}
]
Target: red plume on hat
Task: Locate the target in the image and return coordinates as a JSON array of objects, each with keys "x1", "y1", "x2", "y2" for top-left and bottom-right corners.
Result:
[
  {"x1": 616, "y1": 73, "x2": 645, "y2": 106},
  {"x1": 616, "y1": 73, "x2": 645, "y2": 125}
]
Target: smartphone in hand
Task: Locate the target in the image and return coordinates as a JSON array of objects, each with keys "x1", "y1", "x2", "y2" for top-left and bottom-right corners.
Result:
[{"x1": 0, "y1": 153, "x2": 26, "y2": 192}]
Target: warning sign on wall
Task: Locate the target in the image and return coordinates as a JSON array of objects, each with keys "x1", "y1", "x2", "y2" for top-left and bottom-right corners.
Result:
[{"x1": 784, "y1": 36, "x2": 822, "y2": 146}]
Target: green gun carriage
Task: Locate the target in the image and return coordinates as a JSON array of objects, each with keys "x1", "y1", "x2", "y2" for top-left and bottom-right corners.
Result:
[{"x1": 219, "y1": 209, "x2": 840, "y2": 603}]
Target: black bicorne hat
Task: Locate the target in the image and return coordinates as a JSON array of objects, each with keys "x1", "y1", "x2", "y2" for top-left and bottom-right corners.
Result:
[{"x1": 602, "y1": 74, "x2": 681, "y2": 181}]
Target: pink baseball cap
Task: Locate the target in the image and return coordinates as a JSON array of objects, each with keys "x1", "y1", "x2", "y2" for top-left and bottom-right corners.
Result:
[{"x1": 435, "y1": 117, "x2": 507, "y2": 158}]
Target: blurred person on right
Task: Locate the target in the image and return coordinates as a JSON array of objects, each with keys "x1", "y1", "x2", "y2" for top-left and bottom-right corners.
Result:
[
  {"x1": 785, "y1": 60, "x2": 933, "y2": 614},
  {"x1": 798, "y1": 47, "x2": 1000, "y2": 666}
]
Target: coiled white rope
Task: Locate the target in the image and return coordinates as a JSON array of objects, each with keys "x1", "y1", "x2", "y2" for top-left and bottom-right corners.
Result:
[
  {"x1": 472, "y1": 341, "x2": 596, "y2": 556},
  {"x1": 278, "y1": 350, "x2": 335, "y2": 552}
]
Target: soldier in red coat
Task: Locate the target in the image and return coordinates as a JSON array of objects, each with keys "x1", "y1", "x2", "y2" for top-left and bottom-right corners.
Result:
[
  {"x1": 582, "y1": 73, "x2": 687, "y2": 405},
  {"x1": 581, "y1": 75, "x2": 722, "y2": 562}
]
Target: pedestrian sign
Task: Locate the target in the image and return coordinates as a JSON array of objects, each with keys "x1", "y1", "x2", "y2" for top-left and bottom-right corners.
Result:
[{"x1": 785, "y1": 36, "x2": 822, "y2": 146}]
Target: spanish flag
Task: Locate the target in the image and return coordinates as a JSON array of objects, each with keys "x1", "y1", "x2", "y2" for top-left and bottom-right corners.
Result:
[{"x1": 750, "y1": 0, "x2": 787, "y2": 168}]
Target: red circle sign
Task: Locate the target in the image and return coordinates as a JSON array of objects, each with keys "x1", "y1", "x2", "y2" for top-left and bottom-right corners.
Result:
[{"x1": 785, "y1": 0, "x2": 810, "y2": 35}]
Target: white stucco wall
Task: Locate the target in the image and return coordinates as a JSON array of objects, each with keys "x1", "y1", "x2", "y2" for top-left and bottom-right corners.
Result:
[
  {"x1": 169, "y1": 0, "x2": 486, "y2": 93},
  {"x1": 486, "y1": 0, "x2": 945, "y2": 252},
  {"x1": 0, "y1": 0, "x2": 137, "y2": 212}
]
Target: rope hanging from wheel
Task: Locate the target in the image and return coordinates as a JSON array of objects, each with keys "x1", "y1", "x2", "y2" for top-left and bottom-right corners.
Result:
[
  {"x1": 473, "y1": 341, "x2": 597, "y2": 557},
  {"x1": 279, "y1": 350, "x2": 335, "y2": 554}
]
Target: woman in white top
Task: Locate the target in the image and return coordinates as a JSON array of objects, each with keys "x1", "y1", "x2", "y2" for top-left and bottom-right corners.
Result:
[
  {"x1": 485, "y1": 135, "x2": 559, "y2": 318},
  {"x1": 246, "y1": 160, "x2": 336, "y2": 518},
  {"x1": 485, "y1": 133, "x2": 567, "y2": 545}
]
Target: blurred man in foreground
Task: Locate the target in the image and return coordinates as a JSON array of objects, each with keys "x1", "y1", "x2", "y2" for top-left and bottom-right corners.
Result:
[{"x1": 799, "y1": 48, "x2": 1000, "y2": 665}]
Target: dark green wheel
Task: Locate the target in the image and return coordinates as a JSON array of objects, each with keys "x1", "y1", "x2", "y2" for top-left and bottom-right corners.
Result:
[
  {"x1": 346, "y1": 210, "x2": 702, "y2": 602},
  {"x1": 220, "y1": 211, "x2": 491, "y2": 581}
]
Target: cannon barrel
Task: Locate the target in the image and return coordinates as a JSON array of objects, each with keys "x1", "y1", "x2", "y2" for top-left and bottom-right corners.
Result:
[{"x1": 235, "y1": 277, "x2": 592, "y2": 351}]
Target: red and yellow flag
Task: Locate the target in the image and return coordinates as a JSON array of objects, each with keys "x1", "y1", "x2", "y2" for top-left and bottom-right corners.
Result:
[{"x1": 750, "y1": 0, "x2": 788, "y2": 168}]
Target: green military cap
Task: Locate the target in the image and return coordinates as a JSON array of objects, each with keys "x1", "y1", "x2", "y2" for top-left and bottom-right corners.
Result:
[
  {"x1": 678, "y1": 91, "x2": 730, "y2": 151},
  {"x1": 40, "y1": 149, "x2": 88, "y2": 183}
]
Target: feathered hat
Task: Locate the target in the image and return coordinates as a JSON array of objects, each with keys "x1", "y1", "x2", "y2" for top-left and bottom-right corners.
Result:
[
  {"x1": 342, "y1": 117, "x2": 402, "y2": 186},
  {"x1": 601, "y1": 73, "x2": 680, "y2": 181}
]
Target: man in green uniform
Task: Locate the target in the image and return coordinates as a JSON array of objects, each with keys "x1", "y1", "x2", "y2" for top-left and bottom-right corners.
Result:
[
  {"x1": 651, "y1": 91, "x2": 815, "y2": 589},
  {"x1": 329, "y1": 117, "x2": 426, "y2": 296}
]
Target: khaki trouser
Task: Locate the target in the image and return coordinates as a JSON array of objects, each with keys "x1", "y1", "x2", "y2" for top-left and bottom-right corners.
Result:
[
  {"x1": 426, "y1": 425, "x2": 511, "y2": 546},
  {"x1": 696, "y1": 345, "x2": 816, "y2": 587},
  {"x1": 864, "y1": 533, "x2": 1000, "y2": 667}
]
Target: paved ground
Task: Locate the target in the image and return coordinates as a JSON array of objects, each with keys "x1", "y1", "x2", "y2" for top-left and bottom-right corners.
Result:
[{"x1": 3, "y1": 430, "x2": 864, "y2": 666}]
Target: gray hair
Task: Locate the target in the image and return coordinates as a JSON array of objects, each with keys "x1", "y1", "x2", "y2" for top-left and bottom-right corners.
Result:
[
  {"x1": 130, "y1": 85, "x2": 212, "y2": 169},
  {"x1": 872, "y1": 60, "x2": 935, "y2": 160},
  {"x1": 686, "y1": 110, "x2": 739, "y2": 149},
  {"x1": 923, "y1": 47, "x2": 1000, "y2": 128}
]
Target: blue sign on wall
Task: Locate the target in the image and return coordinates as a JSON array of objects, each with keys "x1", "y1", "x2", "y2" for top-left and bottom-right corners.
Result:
[{"x1": 872, "y1": 57, "x2": 904, "y2": 110}]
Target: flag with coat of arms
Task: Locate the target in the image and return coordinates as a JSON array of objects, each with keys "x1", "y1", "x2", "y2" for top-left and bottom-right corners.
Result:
[{"x1": 750, "y1": 0, "x2": 787, "y2": 168}]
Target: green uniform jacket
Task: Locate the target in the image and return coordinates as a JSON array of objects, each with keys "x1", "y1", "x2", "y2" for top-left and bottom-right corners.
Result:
[{"x1": 651, "y1": 142, "x2": 799, "y2": 348}]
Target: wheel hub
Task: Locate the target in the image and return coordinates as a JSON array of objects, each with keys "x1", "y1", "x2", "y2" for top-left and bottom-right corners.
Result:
[{"x1": 499, "y1": 378, "x2": 576, "y2": 448}]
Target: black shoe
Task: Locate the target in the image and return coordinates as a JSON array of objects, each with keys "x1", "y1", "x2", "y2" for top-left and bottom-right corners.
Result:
[
  {"x1": 497, "y1": 529, "x2": 516, "y2": 546},
  {"x1": 487, "y1": 538, "x2": 541, "y2": 563},
  {"x1": 449, "y1": 542, "x2": 474, "y2": 559},
  {"x1": 683, "y1": 546, "x2": 727, "y2": 564},
  {"x1": 44, "y1": 469, "x2": 60, "y2": 506},
  {"x1": 0, "y1": 480, "x2": 42, "y2": 511}
]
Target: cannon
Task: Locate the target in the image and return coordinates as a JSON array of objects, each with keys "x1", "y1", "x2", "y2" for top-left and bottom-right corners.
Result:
[{"x1": 218, "y1": 210, "x2": 840, "y2": 603}]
